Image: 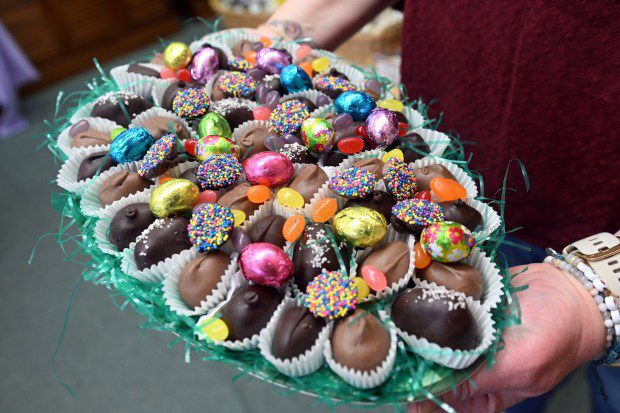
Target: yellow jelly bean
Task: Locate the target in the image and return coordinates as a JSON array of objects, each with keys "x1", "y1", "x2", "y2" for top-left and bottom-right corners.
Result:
[
  {"x1": 353, "y1": 277, "x2": 370, "y2": 301},
  {"x1": 277, "y1": 188, "x2": 305, "y2": 209},
  {"x1": 377, "y1": 99, "x2": 404, "y2": 113},
  {"x1": 312, "y1": 198, "x2": 337, "y2": 223},
  {"x1": 232, "y1": 209, "x2": 246, "y2": 226},
  {"x1": 198, "y1": 318, "x2": 229, "y2": 341},
  {"x1": 311, "y1": 57, "x2": 330, "y2": 73},
  {"x1": 283, "y1": 214, "x2": 306, "y2": 242},
  {"x1": 381, "y1": 148, "x2": 404, "y2": 163}
]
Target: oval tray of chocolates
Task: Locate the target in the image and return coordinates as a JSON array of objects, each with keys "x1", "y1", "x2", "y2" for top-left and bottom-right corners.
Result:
[{"x1": 50, "y1": 29, "x2": 511, "y2": 405}]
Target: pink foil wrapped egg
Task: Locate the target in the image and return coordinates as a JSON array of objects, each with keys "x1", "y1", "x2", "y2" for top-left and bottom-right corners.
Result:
[
  {"x1": 242, "y1": 151, "x2": 294, "y2": 187},
  {"x1": 239, "y1": 243, "x2": 293, "y2": 287},
  {"x1": 256, "y1": 48, "x2": 292, "y2": 75},
  {"x1": 365, "y1": 108, "x2": 399, "y2": 146},
  {"x1": 190, "y1": 47, "x2": 220, "y2": 85}
]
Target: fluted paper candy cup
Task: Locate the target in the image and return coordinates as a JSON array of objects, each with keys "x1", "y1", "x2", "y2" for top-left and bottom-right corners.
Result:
[
  {"x1": 110, "y1": 63, "x2": 162, "y2": 97},
  {"x1": 57, "y1": 117, "x2": 119, "y2": 157},
  {"x1": 57, "y1": 146, "x2": 116, "y2": 195}
]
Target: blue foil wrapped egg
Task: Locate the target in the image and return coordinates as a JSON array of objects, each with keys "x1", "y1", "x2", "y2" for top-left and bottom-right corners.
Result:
[
  {"x1": 280, "y1": 65, "x2": 312, "y2": 94},
  {"x1": 109, "y1": 128, "x2": 154, "y2": 163},
  {"x1": 334, "y1": 91, "x2": 377, "y2": 121}
]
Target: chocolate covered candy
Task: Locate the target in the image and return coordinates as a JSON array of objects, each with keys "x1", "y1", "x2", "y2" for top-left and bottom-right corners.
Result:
[
  {"x1": 108, "y1": 203, "x2": 156, "y2": 250},
  {"x1": 360, "y1": 241, "x2": 410, "y2": 287},
  {"x1": 344, "y1": 190, "x2": 395, "y2": 221},
  {"x1": 161, "y1": 80, "x2": 199, "y2": 111},
  {"x1": 352, "y1": 158, "x2": 385, "y2": 179},
  {"x1": 248, "y1": 215, "x2": 287, "y2": 248},
  {"x1": 439, "y1": 200, "x2": 483, "y2": 232},
  {"x1": 287, "y1": 164, "x2": 328, "y2": 203},
  {"x1": 71, "y1": 130, "x2": 111, "y2": 148},
  {"x1": 417, "y1": 261, "x2": 483, "y2": 300},
  {"x1": 133, "y1": 216, "x2": 192, "y2": 270},
  {"x1": 272, "y1": 306, "x2": 326, "y2": 360},
  {"x1": 178, "y1": 251, "x2": 232, "y2": 308},
  {"x1": 91, "y1": 91, "x2": 153, "y2": 128},
  {"x1": 413, "y1": 164, "x2": 456, "y2": 192},
  {"x1": 140, "y1": 116, "x2": 191, "y2": 140},
  {"x1": 98, "y1": 171, "x2": 153, "y2": 206},
  {"x1": 211, "y1": 100, "x2": 254, "y2": 130},
  {"x1": 237, "y1": 125, "x2": 272, "y2": 158},
  {"x1": 127, "y1": 63, "x2": 161, "y2": 78},
  {"x1": 77, "y1": 152, "x2": 117, "y2": 181},
  {"x1": 387, "y1": 132, "x2": 431, "y2": 163},
  {"x1": 217, "y1": 182, "x2": 260, "y2": 218}
]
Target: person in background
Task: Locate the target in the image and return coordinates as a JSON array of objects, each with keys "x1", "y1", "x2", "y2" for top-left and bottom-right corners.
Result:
[{"x1": 232, "y1": 0, "x2": 619, "y2": 411}]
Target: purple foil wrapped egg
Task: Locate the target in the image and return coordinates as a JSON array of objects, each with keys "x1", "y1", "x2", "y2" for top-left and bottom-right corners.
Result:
[
  {"x1": 365, "y1": 108, "x2": 399, "y2": 146},
  {"x1": 256, "y1": 48, "x2": 292, "y2": 75},
  {"x1": 190, "y1": 47, "x2": 220, "y2": 85},
  {"x1": 242, "y1": 151, "x2": 294, "y2": 187},
  {"x1": 239, "y1": 242, "x2": 293, "y2": 287}
]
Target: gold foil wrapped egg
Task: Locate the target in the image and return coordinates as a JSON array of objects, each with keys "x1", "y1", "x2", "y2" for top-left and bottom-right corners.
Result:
[
  {"x1": 333, "y1": 206, "x2": 387, "y2": 248},
  {"x1": 163, "y1": 42, "x2": 192, "y2": 70},
  {"x1": 149, "y1": 178, "x2": 200, "y2": 218}
]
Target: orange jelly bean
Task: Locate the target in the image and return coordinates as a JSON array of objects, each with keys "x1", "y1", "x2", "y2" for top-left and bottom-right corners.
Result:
[
  {"x1": 430, "y1": 177, "x2": 467, "y2": 202},
  {"x1": 312, "y1": 198, "x2": 337, "y2": 223},
  {"x1": 259, "y1": 37, "x2": 272, "y2": 47},
  {"x1": 158, "y1": 176, "x2": 173, "y2": 185},
  {"x1": 244, "y1": 50, "x2": 257, "y2": 65},
  {"x1": 414, "y1": 243, "x2": 431, "y2": 269},
  {"x1": 299, "y1": 62, "x2": 313, "y2": 78},
  {"x1": 247, "y1": 185, "x2": 272, "y2": 204},
  {"x1": 283, "y1": 214, "x2": 306, "y2": 242}
]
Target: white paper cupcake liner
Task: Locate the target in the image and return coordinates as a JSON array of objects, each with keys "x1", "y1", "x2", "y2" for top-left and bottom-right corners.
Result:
[
  {"x1": 162, "y1": 252, "x2": 239, "y2": 316},
  {"x1": 204, "y1": 29, "x2": 260, "y2": 50},
  {"x1": 385, "y1": 286, "x2": 496, "y2": 369},
  {"x1": 232, "y1": 119, "x2": 268, "y2": 143},
  {"x1": 110, "y1": 63, "x2": 162, "y2": 97},
  {"x1": 129, "y1": 106, "x2": 198, "y2": 141},
  {"x1": 56, "y1": 146, "x2": 114, "y2": 194},
  {"x1": 408, "y1": 127, "x2": 450, "y2": 158},
  {"x1": 324, "y1": 311, "x2": 398, "y2": 389},
  {"x1": 120, "y1": 229, "x2": 200, "y2": 283},
  {"x1": 402, "y1": 105, "x2": 427, "y2": 129},
  {"x1": 465, "y1": 198, "x2": 501, "y2": 241},
  {"x1": 351, "y1": 235, "x2": 415, "y2": 303},
  {"x1": 238, "y1": 200, "x2": 275, "y2": 233},
  {"x1": 197, "y1": 285, "x2": 289, "y2": 351},
  {"x1": 411, "y1": 157, "x2": 479, "y2": 199},
  {"x1": 57, "y1": 117, "x2": 119, "y2": 157},
  {"x1": 93, "y1": 189, "x2": 154, "y2": 256},
  {"x1": 314, "y1": 63, "x2": 365, "y2": 89},
  {"x1": 413, "y1": 247, "x2": 504, "y2": 311},
  {"x1": 151, "y1": 78, "x2": 177, "y2": 108},
  {"x1": 79, "y1": 162, "x2": 155, "y2": 217},
  {"x1": 259, "y1": 297, "x2": 332, "y2": 377}
]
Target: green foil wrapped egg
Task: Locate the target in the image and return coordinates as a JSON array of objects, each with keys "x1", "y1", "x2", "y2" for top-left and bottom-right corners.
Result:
[
  {"x1": 149, "y1": 178, "x2": 200, "y2": 218},
  {"x1": 333, "y1": 206, "x2": 387, "y2": 248},
  {"x1": 194, "y1": 136, "x2": 240, "y2": 161},
  {"x1": 301, "y1": 117, "x2": 335, "y2": 153},
  {"x1": 198, "y1": 112, "x2": 232, "y2": 139},
  {"x1": 163, "y1": 42, "x2": 192, "y2": 70},
  {"x1": 420, "y1": 221, "x2": 476, "y2": 262}
]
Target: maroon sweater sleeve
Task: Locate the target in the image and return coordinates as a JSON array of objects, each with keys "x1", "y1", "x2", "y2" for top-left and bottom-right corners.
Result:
[{"x1": 400, "y1": 0, "x2": 620, "y2": 247}]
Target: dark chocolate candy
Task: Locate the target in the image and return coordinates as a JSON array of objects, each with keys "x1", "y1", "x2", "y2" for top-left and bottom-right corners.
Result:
[
  {"x1": 237, "y1": 125, "x2": 272, "y2": 158},
  {"x1": 256, "y1": 74, "x2": 287, "y2": 97},
  {"x1": 287, "y1": 164, "x2": 328, "y2": 203},
  {"x1": 248, "y1": 215, "x2": 287, "y2": 248},
  {"x1": 417, "y1": 261, "x2": 484, "y2": 300},
  {"x1": 77, "y1": 151, "x2": 117, "y2": 181},
  {"x1": 179, "y1": 167, "x2": 200, "y2": 187},
  {"x1": 178, "y1": 251, "x2": 232, "y2": 308},
  {"x1": 412, "y1": 164, "x2": 456, "y2": 192},
  {"x1": 133, "y1": 216, "x2": 192, "y2": 270},
  {"x1": 272, "y1": 306, "x2": 326, "y2": 359},
  {"x1": 439, "y1": 200, "x2": 483, "y2": 232},
  {"x1": 197, "y1": 43, "x2": 229, "y2": 70},
  {"x1": 331, "y1": 309, "x2": 391, "y2": 372},
  {"x1": 391, "y1": 287, "x2": 477, "y2": 350},
  {"x1": 161, "y1": 80, "x2": 199, "y2": 111},
  {"x1": 127, "y1": 63, "x2": 161, "y2": 78},
  {"x1": 387, "y1": 132, "x2": 431, "y2": 163},
  {"x1": 217, "y1": 182, "x2": 260, "y2": 218},
  {"x1": 293, "y1": 223, "x2": 350, "y2": 292},
  {"x1": 212, "y1": 100, "x2": 254, "y2": 130},
  {"x1": 108, "y1": 203, "x2": 156, "y2": 250},
  {"x1": 361, "y1": 241, "x2": 410, "y2": 287},
  {"x1": 140, "y1": 116, "x2": 190, "y2": 140},
  {"x1": 91, "y1": 91, "x2": 153, "y2": 128},
  {"x1": 98, "y1": 171, "x2": 153, "y2": 206},
  {"x1": 220, "y1": 284, "x2": 283, "y2": 341},
  {"x1": 282, "y1": 96, "x2": 316, "y2": 112},
  {"x1": 71, "y1": 130, "x2": 111, "y2": 148},
  {"x1": 344, "y1": 190, "x2": 395, "y2": 221},
  {"x1": 276, "y1": 143, "x2": 318, "y2": 164},
  {"x1": 352, "y1": 158, "x2": 385, "y2": 179}
]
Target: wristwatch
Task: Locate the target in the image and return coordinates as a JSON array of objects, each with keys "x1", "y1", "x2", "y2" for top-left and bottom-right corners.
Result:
[{"x1": 563, "y1": 232, "x2": 620, "y2": 366}]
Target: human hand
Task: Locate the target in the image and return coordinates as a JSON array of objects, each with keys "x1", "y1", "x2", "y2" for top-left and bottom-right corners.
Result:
[{"x1": 410, "y1": 263, "x2": 606, "y2": 413}]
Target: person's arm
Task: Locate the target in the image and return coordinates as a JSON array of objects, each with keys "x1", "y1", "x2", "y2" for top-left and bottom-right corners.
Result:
[
  {"x1": 410, "y1": 263, "x2": 606, "y2": 412},
  {"x1": 256, "y1": 0, "x2": 396, "y2": 50}
]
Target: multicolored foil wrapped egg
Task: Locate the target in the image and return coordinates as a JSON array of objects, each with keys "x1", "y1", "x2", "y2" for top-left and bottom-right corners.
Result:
[
  {"x1": 189, "y1": 47, "x2": 220, "y2": 84},
  {"x1": 109, "y1": 127, "x2": 154, "y2": 164},
  {"x1": 300, "y1": 117, "x2": 335, "y2": 153},
  {"x1": 332, "y1": 206, "x2": 387, "y2": 248},
  {"x1": 280, "y1": 65, "x2": 313, "y2": 93},
  {"x1": 198, "y1": 112, "x2": 232, "y2": 139},
  {"x1": 243, "y1": 151, "x2": 294, "y2": 187},
  {"x1": 420, "y1": 221, "x2": 476, "y2": 263},
  {"x1": 256, "y1": 48, "x2": 292, "y2": 74},
  {"x1": 195, "y1": 136, "x2": 240, "y2": 161},
  {"x1": 149, "y1": 178, "x2": 200, "y2": 218},
  {"x1": 334, "y1": 90, "x2": 377, "y2": 121},
  {"x1": 365, "y1": 108, "x2": 399, "y2": 146},
  {"x1": 163, "y1": 42, "x2": 192, "y2": 70},
  {"x1": 239, "y1": 242, "x2": 293, "y2": 287}
]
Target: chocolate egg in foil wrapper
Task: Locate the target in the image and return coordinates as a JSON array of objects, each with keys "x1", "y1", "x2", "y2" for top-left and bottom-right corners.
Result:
[
  {"x1": 301, "y1": 118, "x2": 335, "y2": 153},
  {"x1": 149, "y1": 178, "x2": 200, "y2": 218},
  {"x1": 334, "y1": 91, "x2": 377, "y2": 121},
  {"x1": 190, "y1": 47, "x2": 220, "y2": 85},
  {"x1": 239, "y1": 242, "x2": 293, "y2": 287},
  {"x1": 420, "y1": 221, "x2": 476, "y2": 263},
  {"x1": 365, "y1": 108, "x2": 399, "y2": 146},
  {"x1": 256, "y1": 48, "x2": 292, "y2": 75},
  {"x1": 163, "y1": 42, "x2": 192, "y2": 70},
  {"x1": 109, "y1": 128, "x2": 154, "y2": 164},
  {"x1": 280, "y1": 64, "x2": 312, "y2": 93},
  {"x1": 243, "y1": 151, "x2": 294, "y2": 187},
  {"x1": 195, "y1": 136, "x2": 240, "y2": 161},
  {"x1": 332, "y1": 206, "x2": 387, "y2": 248},
  {"x1": 198, "y1": 112, "x2": 232, "y2": 139}
]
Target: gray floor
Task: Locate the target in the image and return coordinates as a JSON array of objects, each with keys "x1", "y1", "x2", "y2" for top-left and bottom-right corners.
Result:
[{"x1": 0, "y1": 21, "x2": 591, "y2": 413}]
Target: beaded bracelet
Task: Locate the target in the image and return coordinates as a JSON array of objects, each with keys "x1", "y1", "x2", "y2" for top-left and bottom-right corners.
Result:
[{"x1": 544, "y1": 248, "x2": 620, "y2": 364}]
